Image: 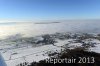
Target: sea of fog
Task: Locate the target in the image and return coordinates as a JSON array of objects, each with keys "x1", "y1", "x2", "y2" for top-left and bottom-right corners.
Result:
[{"x1": 0, "y1": 20, "x2": 100, "y2": 38}]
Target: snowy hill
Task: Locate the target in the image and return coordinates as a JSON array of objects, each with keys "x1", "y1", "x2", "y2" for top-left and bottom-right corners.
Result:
[
  {"x1": 0, "y1": 32, "x2": 100, "y2": 66},
  {"x1": 0, "y1": 21, "x2": 100, "y2": 66}
]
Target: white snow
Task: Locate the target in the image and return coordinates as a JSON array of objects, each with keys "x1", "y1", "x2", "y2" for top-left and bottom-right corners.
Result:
[
  {"x1": 1, "y1": 38, "x2": 100, "y2": 66},
  {"x1": 54, "y1": 39, "x2": 73, "y2": 46},
  {"x1": 0, "y1": 37, "x2": 100, "y2": 66},
  {"x1": 89, "y1": 44, "x2": 100, "y2": 53},
  {"x1": 0, "y1": 21, "x2": 100, "y2": 66},
  {"x1": 88, "y1": 39, "x2": 100, "y2": 53},
  {"x1": 0, "y1": 44, "x2": 63, "y2": 66}
]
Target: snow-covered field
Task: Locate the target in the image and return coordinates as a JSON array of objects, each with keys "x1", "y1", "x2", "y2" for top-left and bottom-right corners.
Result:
[
  {"x1": 0, "y1": 33, "x2": 100, "y2": 66},
  {"x1": 0, "y1": 21, "x2": 100, "y2": 66}
]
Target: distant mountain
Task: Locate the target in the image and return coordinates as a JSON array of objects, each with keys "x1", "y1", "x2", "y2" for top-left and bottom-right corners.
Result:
[{"x1": 34, "y1": 22, "x2": 60, "y2": 24}]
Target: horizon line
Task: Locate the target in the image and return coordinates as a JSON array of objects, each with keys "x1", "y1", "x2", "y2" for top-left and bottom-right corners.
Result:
[{"x1": 0, "y1": 18, "x2": 100, "y2": 23}]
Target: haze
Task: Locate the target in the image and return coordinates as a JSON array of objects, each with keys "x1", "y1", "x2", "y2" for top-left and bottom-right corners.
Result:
[{"x1": 0, "y1": 20, "x2": 100, "y2": 38}]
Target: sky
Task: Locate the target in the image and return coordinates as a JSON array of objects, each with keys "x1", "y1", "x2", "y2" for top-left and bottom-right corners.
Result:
[{"x1": 0, "y1": 0, "x2": 100, "y2": 22}]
